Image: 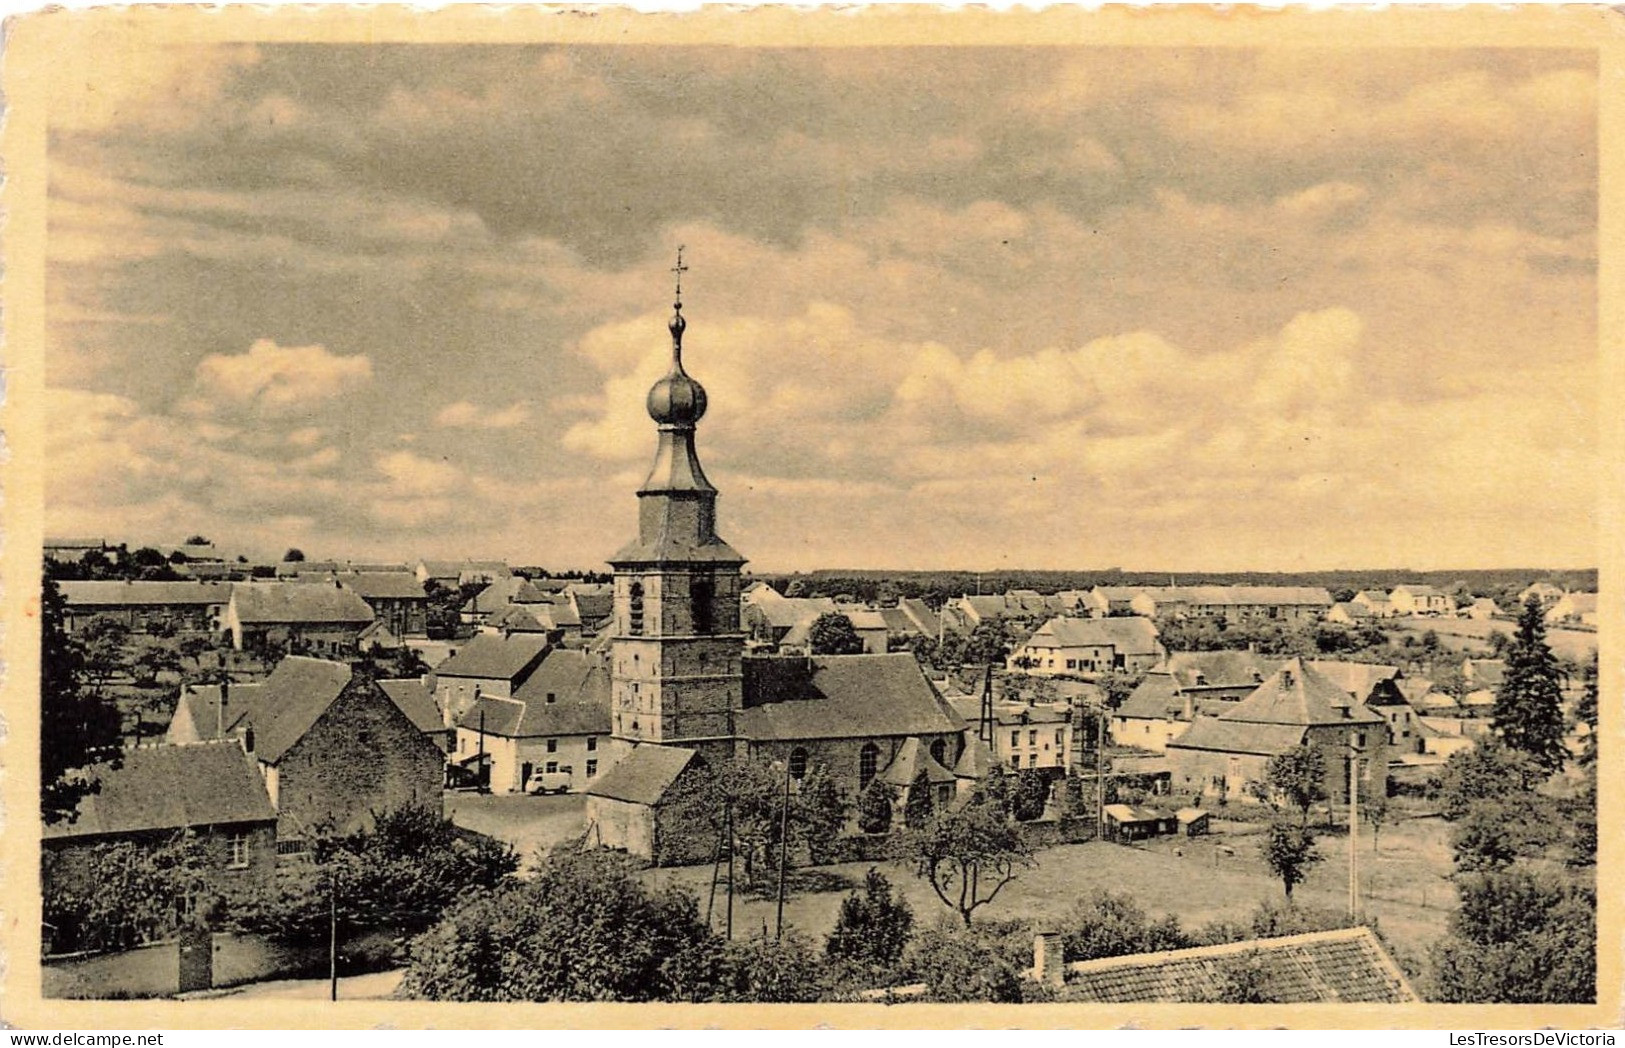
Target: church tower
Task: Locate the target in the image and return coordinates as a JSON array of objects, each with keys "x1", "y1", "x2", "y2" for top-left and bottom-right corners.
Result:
[{"x1": 608, "y1": 251, "x2": 746, "y2": 750}]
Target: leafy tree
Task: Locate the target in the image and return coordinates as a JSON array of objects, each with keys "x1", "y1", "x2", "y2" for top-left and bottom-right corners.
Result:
[
  {"x1": 1094, "y1": 670, "x2": 1142, "y2": 709},
  {"x1": 1244, "y1": 899, "x2": 1360, "y2": 939},
  {"x1": 283, "y1": 548, "x2": 307, "y2": 562},
  {"x1": 1571, "y1": 654, "x2": 1598, "y2": 769},
  {"x1": 1431, "y1": 870, "x2": 1595, "y2": 1003},
  {"x1": 1060, "y1": 889, "x2": 1190, "y2": 961},
  {"x1": 963, "y1": 620, "x2": 1018, "y2": 667},
  {"x1": 857, "y1": 779, "x2": 895, "y2": 835},
  {"x1": 713, "y1": 930, "x2": 831, "y2": 1002},
  {"x1": 78, "y1": 615, "x2": 132, "y2": 697},
  {"x1": 1252, "y1": 744, "x2": 1326, "y2": 825},
  {"x1": 184, "y1": 535, "x2": 212, "y2": 546},
  {"x1": 399, "y1": 849, "x2": 720, "y2": 1001},
  {"x1": 129, "y1": 547, "x2": 167, "y2": 570},
  {"x1": 178, "y1": 634, "x2": 217, "y2": 668},
  {"x1": 903, "y1": 770, "x2": 936, "y2": 829},
  {"x1": 1010, "y1": 768, "x2": 1051, "y2": 822},
  {"x1": 1492, "y1": 598, "x2": 1568, "y2": 774},
  {"x1": 796, "y1": 766, "x2": 852, "y2": 865},
  {"x1": 807, "y1": 613, "x2": 865, "y2": 656},
  {"x1": 43, "y1": 832, "x2": 210, "y2": 954},
  {"x1": 131, "y1": 644, "x2": 183, "y2": 687},
  {"x1": 825, "y1": 868, "x2": 915, "y2": 974},
  {"x1": 1362, "y1": 789, "x2": 1393, "y2": 854},
  {"x1": 907, "y1": 916, "x2": 1035, "y2": 1003},
  {"x1": 40, "y1": 580, "x2": 122, "y2": 823},
  {"x1": 1199, "y1": 952, "x2": 1282, "y2": 1003},
  {"x1": 1261, "y1": 820, "x2": 1321, "y2": 900},
  {"x1": 1435, "y1": 741, "x2": 1538, "y2": 820},
  {"x1": 907, "y1": 800, "x2": 1035, "y2": 926},
  {"x1": 1449, "y1": 792, "x2": 1567, "y2": 872}
]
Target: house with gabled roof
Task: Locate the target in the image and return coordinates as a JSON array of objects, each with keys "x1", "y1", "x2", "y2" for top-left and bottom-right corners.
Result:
[
  {"x1": 223, "y1": 582, "x2": 375, "y2": 656},
  {"x1": 1008, "y1": 616, "x2": 1164, "y2": 677},
  {"x1": 1166, "y1": 658, "x2": 1387, "y2": 804},
  {"x1": 1110, "y1": 652, "x2": 1281, "y2": 752},
  {"x1": 454, "y1": 649, "x2": 614, "y2": 794},
  {"x1": 378, "y1": 678, "x2": 453, "y2": 753},
  {"x1": 1351, "y1": 590, "x2": 1395, "y2": 619},
  {"x1": 1545, "y1": 591, "x2": 1598, "y2": 628},
  {"x1": 1389, "y1": 584, "x2": 1453, "y2": 617},
  {"x1": 336, "y1": 572, "x2": 429, "y2": 638},
  {"x1": 430, "y1": 632, "x2": 552, "y2": 727},
  {"x1": 57, "y1": 580, "x2": 232, "y2": 635},
  {"x1": 947, "y1": 693, "x2": 1074, "y2": 772}
]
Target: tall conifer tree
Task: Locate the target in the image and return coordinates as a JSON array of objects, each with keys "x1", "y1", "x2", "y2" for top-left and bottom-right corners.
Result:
[{"x1": 1492, "y1": 597, "x2": 1568, "y2": 775}]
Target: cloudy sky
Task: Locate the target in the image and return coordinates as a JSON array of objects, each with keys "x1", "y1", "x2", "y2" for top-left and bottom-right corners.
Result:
[{"x1": 45, "y1": 44, "x2": 1597, "y2": 571}]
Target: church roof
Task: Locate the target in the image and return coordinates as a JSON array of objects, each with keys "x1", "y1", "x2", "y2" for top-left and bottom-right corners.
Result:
[
  {"x1": 879, "y1": 736, "x2": 957, "y2": 788},
  {"x1": 737, "y1": 654, "x2": 962, "y2": 742}
]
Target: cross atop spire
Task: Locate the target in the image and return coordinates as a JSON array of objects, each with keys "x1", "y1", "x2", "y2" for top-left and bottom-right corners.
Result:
[
  {"x1": 668, "y1": 245, "x2": 689, "y2": 357},
  {"x1": 671, "y1": 245, "x2": 688, "y2": 310}
]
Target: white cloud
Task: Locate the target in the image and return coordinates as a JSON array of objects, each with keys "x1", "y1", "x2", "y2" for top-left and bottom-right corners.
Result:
[
  {"x1": 374, "y1": 449, "x2": 463, "y2": 497},
  {"x1": 193, "y1": 339, "x2": 373, "y2": 413},
  {"x1": 434, "y1": 399, "x2": 531, "y2": 429}
]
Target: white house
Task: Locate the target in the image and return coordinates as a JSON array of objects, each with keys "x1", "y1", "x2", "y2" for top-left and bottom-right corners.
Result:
[
  {"x1": 1008, "y1": 616, "x2": 1164, "y2": 677},
  {"x1": 1545, "y1": 592, "x2": 1598, "y2": 628},
  {"x1": 1351, "y1": 590, "x2": 1395, "y2": 619},
  {"x1": 452, "y1": 650, "x2": 615, "y2": 794},
  {"x1": 1389, "y1": 585, "x2": 1453, "y2": 617}
]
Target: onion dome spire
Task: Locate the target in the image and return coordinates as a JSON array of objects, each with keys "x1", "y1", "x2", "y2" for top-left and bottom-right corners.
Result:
[{"x1": 647, "y1": 244, "x2": 707, "y2": 428}]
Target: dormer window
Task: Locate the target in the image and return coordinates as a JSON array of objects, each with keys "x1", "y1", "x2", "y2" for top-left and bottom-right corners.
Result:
[{"x1": 546, "y1": 692, "x2": 557, "y2": 705}]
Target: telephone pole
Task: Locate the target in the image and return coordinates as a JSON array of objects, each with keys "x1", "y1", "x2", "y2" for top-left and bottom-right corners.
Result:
[{"x1": 1348, "y1": 740, "x2": 1360, "y2": 918}]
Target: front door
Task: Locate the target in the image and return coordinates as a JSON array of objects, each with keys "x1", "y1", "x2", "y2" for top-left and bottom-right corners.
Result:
[{"x1": 521, "y1": 762, "x2": 534, "y2": 791}]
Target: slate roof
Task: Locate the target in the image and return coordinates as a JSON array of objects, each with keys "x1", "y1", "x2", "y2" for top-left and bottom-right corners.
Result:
[
  {"x1": 584, "y1": 744, "x2": 698, "y2": 805},
  {"x1": 1158, "y1": 651, "x2": 1282, "y2": 688},
  {"x1": 59, "y1": 581, "x2": 232, "y2": 607},
  {"x1": 169, "y1": 681, "x2": 265, "y2": 741},
  {"x1": 434, "y1": 633, "x2": 550, "y2": 681},
  {"x1": 463, "y1": 577, "x2": 549, "y2": 615},
  {"x1": 946, "y1": 695, "x2": 1069, "y2": 728},
  {"x1": 239, "y1": 656, "x2": 354, "y2": 763},
  {"x1": 1025, "y1": 616, "x2": 1162, "y2": 656},
  {"x1": 1306, "y1": 661, "x2": 1400, "y2": 702},
  {"x1": 897, "y1": 598, "x2": 941, "y2": 637},
  {"x1": 565, "y1": 584, "x2": 614, "y2": 623},
  {"x1": 736, "y1": 654, "x2": 963, "y2": 742},
  {"x1": 378, "y1": 678, "x2": 445, "y2": 734},
  {"x1": 952, "y1": 734, "x2": 997, "y2": 778},
  {"x1": 1057, "y1": 927, "x2": 1418, "y2": 1003},
  {"x1": 230, "y1": 583, "x2": 375, "y2": 625},
  {"x1": 879, "y1": 736, "x2": 958, "y2": 788},
  {"x1": 877, "y1": 606, "x2": 919, "y2": 634},
  {"x1": 485, "y1": 604, "x2": 553, "y2": 633},
  {"x1": 45, "y1": 741, "x2": 276, "y2": 839},
  {"x1": 745, "y1": 589, "x2": 839, "y2": 631},
  {"x1": 339, "y1": 572, "x2": 429, "y2": 601},
  {"x1": 1220, "y1": 659, "x2": 1382, "y2": 727},
  {"x1": 1165, "y1": 715, "x2": 1307, "y2": 756},
  {"x1": 460, "y1": 650, "x2": 613, "y2": 737}
]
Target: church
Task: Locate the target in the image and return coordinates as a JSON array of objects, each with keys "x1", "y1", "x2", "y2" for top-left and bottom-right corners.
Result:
[{"x1": 584, "y1": 263, "x2": 979, "y2": 861}]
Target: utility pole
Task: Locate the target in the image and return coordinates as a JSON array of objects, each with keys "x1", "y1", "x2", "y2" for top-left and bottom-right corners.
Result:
[
  {"x1": 476, "y1": 708, "x2": 486, "y2": 792},
  {"x1": 1348, "y1": 740, "x2": 1360, "y2": 919},
  {"x1": 328, "y1": 863, "x2": 338, "y2": 1002},
  {"x1": 1096, "y1": 707, "x2": 1107, "y2": 833},
  {"x1": 775, "y1": 760, "x2": 792, "y2": 940},
  {"x1": 725, "y1": 797, "x2": 735, "y2": 941}
]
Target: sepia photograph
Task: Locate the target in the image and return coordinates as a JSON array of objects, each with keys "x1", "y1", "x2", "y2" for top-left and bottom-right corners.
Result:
[{"x1": 2, "y1": 5, "x2": 1619, "y2": 1028}]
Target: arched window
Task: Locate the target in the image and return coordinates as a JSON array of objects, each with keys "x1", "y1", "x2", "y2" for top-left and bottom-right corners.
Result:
[
  {"x1": 789, "y1": 747, "x2": 809, "y2": 782},
  {"x1": 930, "y1": 738, "x2": 947, "y2": 768},
  {"x1": 628, "y1": 581, "x2": 644, "y2": 636},
  {"x1": 859, "y1": 743, "x2": 880, "y2": 790}
]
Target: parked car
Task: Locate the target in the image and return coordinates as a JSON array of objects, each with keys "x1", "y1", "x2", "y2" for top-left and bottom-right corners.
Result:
[{"x1": 527, "y1": 769, "x2": 572, "y2": 795}]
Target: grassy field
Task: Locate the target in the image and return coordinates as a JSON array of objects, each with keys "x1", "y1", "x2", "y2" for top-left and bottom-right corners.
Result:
[
  {"x1": 646, "y1": 813, "x2": 1456, "y2": 977},
  {"x1": 1389, "y1": 615, "x2": 1596, "y2": 662},
  {"x1": 444, "y1": 792, "x2": 588, "y2": 869}
]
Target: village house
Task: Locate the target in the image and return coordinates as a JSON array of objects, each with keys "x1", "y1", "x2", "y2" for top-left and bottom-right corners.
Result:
[
  {"x1": 57, "y1": 580, "x2": 232, "y2": 635},
  {"x1": 336, "y1": 572, "x2": 430, "y2": 638},
  {"x1": 1165, "y1": 659, "x2": 1388, "y2": 804},
  {"x1": 45, "y1": 536, "x2": 110, "y2": 565},
  {"x1": 430, "y1": 632, "x2": 552, "y2": 728},
  {"x1": 1545, "y1": 591, "x2": 1598, "y2": 628},
  {"x1": 1110, "y1": 651, "x2": 1281, "y2": 752},
  {"x1": 947, "y1": 693, "x2": 1074, "y2": 772},
  {"x1": 1126, "y1": 586, "x2": 1334, "y2": 624},
  {"x1": 222, "y1": 582, "x2": 375, "y2": 656},
  {"x1": 1458, "y1": 597, "x2": 1503, "y2": 620},
  {"x1": 162, "y1": 656, "x2": 445, "y2": 845},
  {"x1": 1519, "y1": 581, "x2": 1567, "y2": 609},
  {"x1": 415, "y1": 559, "x2": 511, "y2": 589},
  {"x1": 43, "y1": 741, "x2": 280, "y2": 915},
  {"x1": 453, "y1": 649, "x2": 614, "y2": 794},
  {"x1": 941, "y1": 591, "x2": 1065, "y2": 633},
  {"x1": 896, "y1": 597, "x2": 942, "y2": 639},
  {"x1": 459, "y1": 575, "x2": 554, "y2": 626},
  {"x1": 1079, "y1": 586, "x2": 1149, "y2": 618},
  {"x1": 777, "y1": 606, "x2": 890, "y2": 654},
  {"x1": 1007, "y1": 616, "x2": 1164, "y2": 677},
  {"x1": 563, "y1": 582, "x2": 616, "y2": 632},
  {"x1": 1324, "y1": 601, "x2": 1374, "y2": 626},
  {"x1": 1388, "y1": 584, "x2": 1453, "y2": 617},
  {"x1": 740, "y1": 582, "x2": 838, "y2": 646},
  {"x1": 378, "y1": 678, "x2": 454, "y2": 754},
  {"x1": 1351, "y1": 590, "x2": 1396, "y2": 618}
]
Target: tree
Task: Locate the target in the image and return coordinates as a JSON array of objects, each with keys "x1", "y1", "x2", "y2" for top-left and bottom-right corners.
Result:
[
  {"x1": 1253, "y1": 744, "x2": 1327, "y2": 825},
  {"x1": 43, "y1": 832, "x2": 210, "y2": 954},
  {"x1": 77, "y1": 615, "x2": 132, "y2": 697},
  {"x1": 1492, "y1": 597, "x2": 1568, "y2": 774},
  {"x1": 1010, "y1": 768, "x2": 1051, "y2": 822},
  {"x1": 856, "y1": 779, "x2": 895, "y2": 835},
  {"x1": 399, "y1": 849, "x2": 721, "y2": 1001},
  {"x1": 1362, "y1": 790, "x2": 1393, "y2": 854},
  {"x1": 1060, "y1": 889, "x2": 1190, "y2": 962},
  {"x1": 903, "y1": 771, "x2": 936, "y2": 829},
  {"x1": 1260, "y1": 820, "x2": 1321, "y2": 899},
  {"x1": 1571, "y1": 654, "x2": 1598, "y2": 769},
  {"x1": 129, "y1": 547, "x2": 167, "y2": 570},
  {"x1": 907, "y1": 916, "x2": 1033, "y2": 1003},
  {"x1": 1435, "y1": 741, "x2": 1537, "y2": 820},
  {"x1": 907, "y1": 800, "x2": 1035, "y2": 926},
  {"x1": 1093, "y1": 670, "x2": 1143, "y2": 709},
  {"x1": 282, "y1": 548, "x2": 307, "y2": 563},
  {"x1": 713, "y1": 930, "x2": 830, "y2": 1002},
  {"x1": 1431, "y1": 870, "x2": 1594, "y2": 1003},
  {"x1": 796, "y1": 766, "x2": 851, "y2": 866},
  {"x1": 40, "y1": 579, "x2": 122, "y2": 823},
  {"x1": 963, "y1": 621, "x2": 1014, "y2": 667},
  {"x1": 806, "y1": 613, "x2": 864, "y2": 656},
  {"x1": 825, "y1": 868, "x2": 915, "y2": 974}
]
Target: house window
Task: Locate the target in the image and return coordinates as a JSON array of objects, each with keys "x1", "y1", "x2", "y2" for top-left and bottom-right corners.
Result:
[
  {"x1": 586, "y1": 736, "x2": 597, "y2": 752},
  {"x1": 1009, "y1": 755, "x2": 1020, "y2": 769},
  {"x1": 226, "y1": 831, "x2": 250, "y2": 870},
  {"x1": 859, "y1": 743, "x2": 879, "y2": 789},
  {"x1": 545, "y1": 761, "x2": 558, "y2": 774},
  {"x1": 1010, "y1": 730, "x2": 1019, "y2": 748},
  {"x1": 276, "y1": 838, "x2": 308, "y2": 857},
  {"x1": 1028, "y1": 729, "x2": 1038, "y2": 746},
  {"x1": 586, "y1": 759, "x2": 598, "y2": 777},
  {"x1": 547, "y1": 739, "x2": 558, "y2": 753},
  {"x1": 1027, "y1": 753, "x2": 1038, "y2": 768},
  {"x1": 1055, "y1": 729, "x2": 1065, "y2": 746}
]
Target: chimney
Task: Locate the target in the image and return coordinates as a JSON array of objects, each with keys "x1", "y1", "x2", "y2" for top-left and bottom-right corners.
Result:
[
  {"x1": 1033, "y1": 931, "x2": 1067, "y2": 988},
  {"x1": 1280, "y1": 668, "x2": 1294, "y2": 689},
  {"x1": 243, "y1": 723, "x2": 255, "y2": 755},
  {"x1": 1181, "y1": 689, "x2": 1194, "y2": 722},
  {"x1": 217, "y1": 679, "x2": 230, "y2": 739}
]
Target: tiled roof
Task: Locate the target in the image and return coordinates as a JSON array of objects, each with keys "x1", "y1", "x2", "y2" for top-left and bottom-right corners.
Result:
[
  {"x1": 1329, "y1": 601, "x2": 1373, "y2": 618},
  {"x1": 1306, "y1": 661, "x2": 1400, "y2": 702},
  {"x1": 1058, "y1": 926, "x2": 1418, "y2": 1003},
  {"x1": 1159, "y1": 651, "x2": 1281, "y2": 689},
  {"x1": 1165, "y1": 715, "x2": 1306, "y2": 756},
  {"x1": 229, "y1": 583, "x2": 375, "y2": 625},
  {"x1": 338, "y1": 572, "x2": 429, "y2": 601},
  {"x1": 879, "y1": 736, "x2": 958, "y2": 788},
  {"x1": 737, "y1": 654, "x2": 963, "y2": 741},
  {"x1": 45, "y1": 741, "x2": 276, "y2": 839},
  {"x1": 59, "y1": 581, "x2": 231, "y2": 607},
  {"x1": 585, "y1": 744, "x2": 698, "y2": 805},
  {"x1": 1136, "y1": 586, "x2": 1334, "y2": 608},
  {"x1": 1393, "y1": 584, "x2": 1443, "y2": 597},
  {"x1": 1026, "y1": 616, "x2": 1162, "y2": 656},
  {"x1": 744, "y1": 589, "x2": 839, "y2": 630},
  {"x1": 434, "y1": 633, "x2": 550, "y2": 681},
  {"x1": 1220, "y1": 659, "x2": 1382, "y2": 727},
  {"x1": 897, "y1": 598, "x2": 941, "y2": 636},
  {"x1": 378, "y1": 679, "x2": 445, "y2": 734}
]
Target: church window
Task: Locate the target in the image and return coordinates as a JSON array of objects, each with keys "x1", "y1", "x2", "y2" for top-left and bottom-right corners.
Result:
[
  {"x1": 859, "y1": 743, "x2": 879, "y2": 790},
  {"x1": 629, "y1": 582, "x2": 644, "y2": 635},
  {"x1": 789, "y1": 747, "x2": 809, "y2": 781},
  {"x1": 930, "y1": 739, "x2": 947, "y2": 767},
  {"x1": 692, "y1": 577, "x2": 715, "y2": 634}
]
